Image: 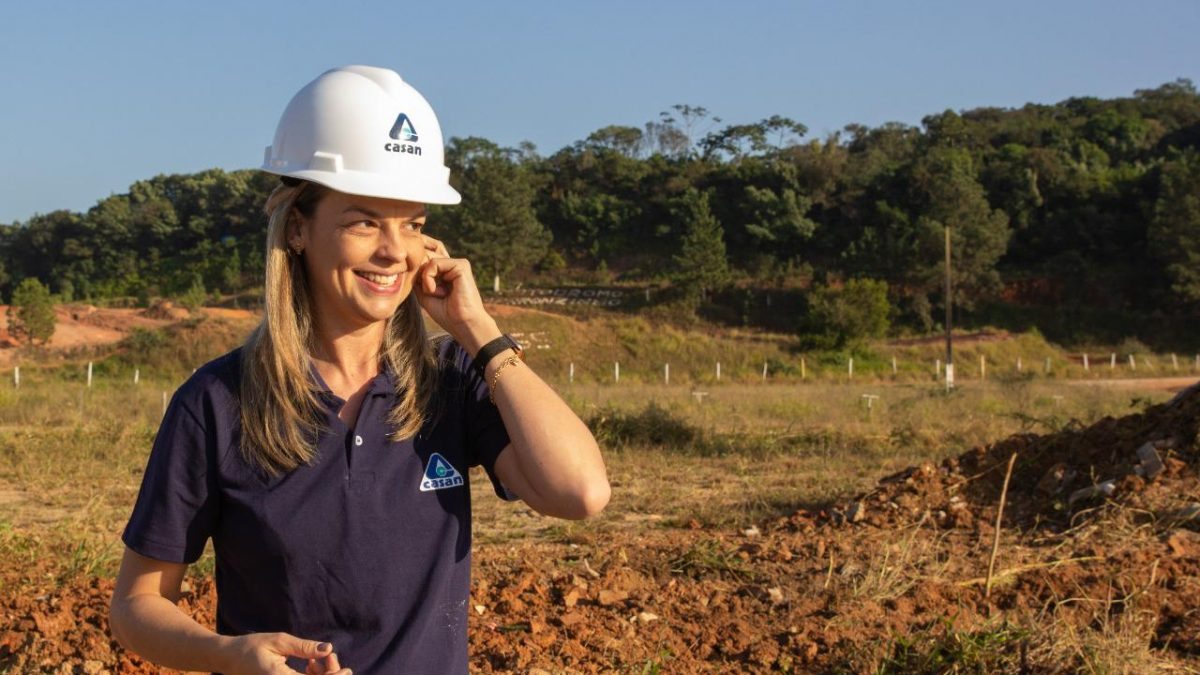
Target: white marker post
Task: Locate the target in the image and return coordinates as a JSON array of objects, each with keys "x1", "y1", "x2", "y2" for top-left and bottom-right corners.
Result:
[
  {"x1": 162, "y1": 391, "x2": 168, "y2": 416},
  {"x1": 568, "y1": 362, "x2": 574, "y2": 384},
  {"x1": 800, "y1": 358, "x2": 806, "y2": 380},
  {"x1": 664, "y1": 363, "x2": 670, "y2": 385},
  {"x1": 614, "y1": 361, "x2": 620, "y2": 384},
  {"x1": 1172, "y1": 354, "x2": 1179, "y2": 371},
  {"x1": 716, "y1": 361, "x2": 721, "y2": 381},
  {"x1": 1129, "y1": 354, "x2": 1136, "y2": 371},
  {"x1": 761, "y1": 362, "x2": 768, "y2": 382},
  {"x1": 134, "y1": 368, "x2": 140, "y2": 385},
  {"x1": 1082, "y1": 354, "x2": 1089, "y2": 372},
  {"x1": 1110, "y1": 353, "x2": 1116, "y2": 370},
  {"x1": 13, "y1": 366, "x2": 19, "y2": 389},
  {"x1": 892, "y1": 356, "x2": 897, "y2": 375},
  {"x1": 1017, "y1": 357, "x2": 1022, "y2": 373},
  {"x1": 936, "y1": 359, "x2": 941, "y2": 379},
  {"x1": 848, "y1": 358, "x2": 854, "y2": 379},
  {"x1": 87, "y1": 361, "x2": 93, "y2": 388},
  {"x1": 1044, "y1": 357, "x2": 1051, "y2": 374},
  {"x1": 980, "y1": 354, "x2": 986, "y2": 380}
]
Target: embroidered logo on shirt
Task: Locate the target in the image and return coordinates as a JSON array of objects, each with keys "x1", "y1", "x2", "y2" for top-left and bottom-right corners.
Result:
[{"x1": 419, "y1": 453, "x2": 464, "y2": 492}]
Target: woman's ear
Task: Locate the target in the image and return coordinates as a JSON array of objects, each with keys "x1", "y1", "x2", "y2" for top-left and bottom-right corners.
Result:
[{"x1": 286, "y1": 209, "x2": 306, "y2": 253}]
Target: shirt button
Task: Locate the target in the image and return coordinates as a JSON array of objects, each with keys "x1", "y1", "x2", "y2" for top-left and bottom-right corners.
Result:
[{"x1": 354, "y1": 435, "x2": 364, "y2": 446}]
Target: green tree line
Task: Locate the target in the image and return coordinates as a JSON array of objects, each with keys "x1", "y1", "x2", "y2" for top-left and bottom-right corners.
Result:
[{"x1": 1, "y1": 79, "x2": 1197, "y2": 340}]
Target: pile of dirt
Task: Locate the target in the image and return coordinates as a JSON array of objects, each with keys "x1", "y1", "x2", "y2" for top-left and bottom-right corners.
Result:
[
  {"x1": 140, "y1": 300, "x2": 189, "y2": 321},
  {"x1": 828, "y1": 382, "x2": 1200, "y2": 533}
]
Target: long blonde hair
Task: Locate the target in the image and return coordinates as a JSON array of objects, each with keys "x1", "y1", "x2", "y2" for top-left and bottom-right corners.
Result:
[{"x1": 238, "y1": 179, "x2": 442, "y2": 478}]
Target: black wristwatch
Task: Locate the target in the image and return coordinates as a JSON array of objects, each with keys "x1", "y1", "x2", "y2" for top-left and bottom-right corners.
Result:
[{"x1": 471, "y1": 334, "x2": 524, "y2": 377}]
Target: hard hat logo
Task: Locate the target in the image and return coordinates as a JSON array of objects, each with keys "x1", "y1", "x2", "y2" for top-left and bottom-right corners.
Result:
[{"x1": 389, "y1": 114, "x2": 419, "y2": 143}]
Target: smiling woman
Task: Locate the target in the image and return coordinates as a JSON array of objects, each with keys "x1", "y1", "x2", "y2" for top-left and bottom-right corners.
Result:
[{"x1": 107, "y1": 65, "x2": 610, "y2": 675}]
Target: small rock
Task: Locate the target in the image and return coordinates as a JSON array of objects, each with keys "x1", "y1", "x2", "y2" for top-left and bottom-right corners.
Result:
[
  {"x1": 742, "y1": 525, "x2": 761, "y2": 538},
  {"x1": 473, "y1": 604, "x2": 486, "y2": 615},
  {"x1": 597, "y1": 589, "x2": 629, "y2": 606},
  {"x1": 1068, "y1": 480, "x2": 1116, "y2": 506},
  {"x1": 559, "y1": 611, "x2": 585, "y2": 627},
  {"x1": 563, "y1": 588, "x2": 582, "y2": 607},
  {"x1": 82, "y1": 660, "x2": 104, "y2": 675},
  {"x1": 1136, "y1": 442, "x2": 1165, "y2": 480},
  {"x1": 767, "y1": 587, "x2": 785, "y2": 605},
  {"x1": 1036, "y1": 463, "x2": 1068, "y2": 495},
  {"x1": 848, "y1": 501, "x2": 866, "y2": 523},
  {"x1": 1166, "y1": 529, "x2": 1200, "y2": 557},
  {"x1": 636, "y1": 611, "x2": 660, "y2": 623}
]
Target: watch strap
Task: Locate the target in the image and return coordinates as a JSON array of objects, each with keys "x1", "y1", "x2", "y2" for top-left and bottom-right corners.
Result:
[{"x1": 472, "y1": 334, "x2": 522, "y2": 377}]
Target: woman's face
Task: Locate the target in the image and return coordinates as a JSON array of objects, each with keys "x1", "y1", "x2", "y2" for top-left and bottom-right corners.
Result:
[{"x1": 290, "y1": 187, "x2": 428, "y2": 331}]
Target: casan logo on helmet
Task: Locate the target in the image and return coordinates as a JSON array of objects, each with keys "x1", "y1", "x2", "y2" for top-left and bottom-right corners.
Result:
[{"x1": 385, "y1": 113, "x2": 422, "y2": 155}]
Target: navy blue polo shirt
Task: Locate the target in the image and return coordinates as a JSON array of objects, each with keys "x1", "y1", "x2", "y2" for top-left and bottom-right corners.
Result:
[{"x1": 121, "y1": 335, "x2": 516, "y2": 673}]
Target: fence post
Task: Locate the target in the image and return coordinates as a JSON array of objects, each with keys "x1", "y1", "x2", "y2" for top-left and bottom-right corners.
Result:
[
  {"x1": 892, "y1": 356, "x2": 897, "y2": 375},
  {"x1": 848, "y1": 358, "x2": 854, "y2": 379},
  {"x1": 13, "y1": 366, "x2": 18, "y2": 389},
  {"x1": 664, "y1": 363, "x2": 670, "y2": 385},
  {"x1": 614, "y1": 361, "x2": 620, "y2": 384},
  {"x1": 1044, "y1": 357, "x2": 1051, "y2": 374},
  {"x1": 1082, "y1": 354, "x2": 1089, "y2": 372},
  {"x1": 569, "y1": 362, "x2": 574, "y2": 384},
  {"x1": 980, "y1": 354, "x2": 986, "y2": 380},
  {"x1": 1110, "y1": 353, "x2": 1116, "y2": 370},
  {"x1": 134, "y1": 368, "x2": 140, "y2": 385},
  {"x1": 761, "y1": 362, "x2": 768, "y2": 382},
  {"x1": 936, "y1": 359, "x2": 941, "y2": 379},
  {"x1": 162, "y1": 391, "x2": 167, "y2": 416},
  {"x1": 1128, "y1": 354, "x2": 1136, "y2": 371},
  {"x1": 1017, "y1": 357, "x2": 1022, "y2": 373},
  {"x1": 716, "y1": 361, "x2": 721, "y2": 381},
  {"x1": 87, "y1": 361, "x2": 93, "y2": 388},
  {"x1": 801, "y1": 358, "x2": 806, "y2": 380},
  {"x1": 1171, "y1": 354, "x2": 1179, "y2": 371}
]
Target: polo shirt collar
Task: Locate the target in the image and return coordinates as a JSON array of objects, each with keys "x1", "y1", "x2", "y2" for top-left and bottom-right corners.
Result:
[{"x1": 307, "y1": 358, "x2": 398, "y2": 401}]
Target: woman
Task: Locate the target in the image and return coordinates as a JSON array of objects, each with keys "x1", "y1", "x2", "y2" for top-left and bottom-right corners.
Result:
[{"x1": 108, "y1": 65, "x2": 610, "y2": 674}]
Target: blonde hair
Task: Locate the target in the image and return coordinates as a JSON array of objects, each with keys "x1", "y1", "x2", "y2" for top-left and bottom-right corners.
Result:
[{"x1": 238, "y1": 179, "x2": 442, "y2": 477}]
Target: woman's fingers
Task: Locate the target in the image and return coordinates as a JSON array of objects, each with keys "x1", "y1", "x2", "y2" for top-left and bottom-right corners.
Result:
[{"x1": 419, "y1": 257, "x2": 471, "y2": 297}]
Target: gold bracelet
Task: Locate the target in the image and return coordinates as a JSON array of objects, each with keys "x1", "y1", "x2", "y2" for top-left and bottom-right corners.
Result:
[{"x1": 489, "y1": 354, "x2": 522, "y2": 405}]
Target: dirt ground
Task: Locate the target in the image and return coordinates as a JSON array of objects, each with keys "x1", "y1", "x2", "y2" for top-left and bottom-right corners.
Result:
[{"x1": 1, "y1": 382, "x2": 1197, "y2": 672}]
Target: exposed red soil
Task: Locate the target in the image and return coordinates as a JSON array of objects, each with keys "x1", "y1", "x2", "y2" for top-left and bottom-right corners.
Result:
[{"x1": 3, "y1": 384, "x2": 1198, "y2": 672}]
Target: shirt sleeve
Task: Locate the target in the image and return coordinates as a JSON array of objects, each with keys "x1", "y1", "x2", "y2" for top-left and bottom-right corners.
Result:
[
  {"x1": 121, "y1": 392, "x2": 220, "y2": 564},
  {"x1": 450, "y1": 338, "x2": 520, "y2": 502}
]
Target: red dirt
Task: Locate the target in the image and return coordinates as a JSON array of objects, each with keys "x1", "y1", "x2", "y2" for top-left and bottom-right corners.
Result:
[{"x1": 3, "y1": 385, "x2": 1198, "y2": 671}]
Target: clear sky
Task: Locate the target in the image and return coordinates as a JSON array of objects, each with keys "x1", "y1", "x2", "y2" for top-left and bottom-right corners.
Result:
[{"x1": 1, "y1": 0, "x2": 1196, "y2": 224}]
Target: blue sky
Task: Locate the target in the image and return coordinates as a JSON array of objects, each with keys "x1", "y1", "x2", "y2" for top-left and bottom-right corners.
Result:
[{"x1": 1, "y1": 0, "x2": 1196, "y2": 224}]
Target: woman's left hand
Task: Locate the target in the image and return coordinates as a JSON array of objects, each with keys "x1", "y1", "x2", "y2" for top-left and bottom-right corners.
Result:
[{"x1": 412, "y1": 235, "x2": 493, "y2": 338}]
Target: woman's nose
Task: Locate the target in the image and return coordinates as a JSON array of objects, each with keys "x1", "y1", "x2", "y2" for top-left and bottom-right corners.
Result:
[{"x1": 375, "y1": 225, "x2": 418, "y2": 268}]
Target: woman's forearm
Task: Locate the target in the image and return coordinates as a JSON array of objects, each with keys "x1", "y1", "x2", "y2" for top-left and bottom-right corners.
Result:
[
  {"x1": 461, "y1": 318, "x2": 610, "y2": 517},
  {"x1": 110, "y1": 593, "x2": 234, "y2": 672}
]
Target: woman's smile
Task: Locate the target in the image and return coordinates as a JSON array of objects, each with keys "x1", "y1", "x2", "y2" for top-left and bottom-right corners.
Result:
[{"x1": 353, "y1": 268, "x2": 405, "y2": 295}]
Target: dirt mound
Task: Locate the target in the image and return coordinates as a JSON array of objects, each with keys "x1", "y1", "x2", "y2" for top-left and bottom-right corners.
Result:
[
  {"x1": 140, "y1": 300, "x2": 189, "y2": 321},
  {"x1": 833, "y1": 383, "x2": 1199, "y2": 533}
]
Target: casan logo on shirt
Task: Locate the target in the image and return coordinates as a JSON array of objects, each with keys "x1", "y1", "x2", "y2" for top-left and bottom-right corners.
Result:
[{"x1": 419, "y1": 452, "x2": 464, "y2": 492}]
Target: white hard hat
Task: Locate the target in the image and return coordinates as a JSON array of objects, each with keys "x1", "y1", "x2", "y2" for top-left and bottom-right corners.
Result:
[{"x1": 261, "y1": 65, "x2": 461, "y2": 205}]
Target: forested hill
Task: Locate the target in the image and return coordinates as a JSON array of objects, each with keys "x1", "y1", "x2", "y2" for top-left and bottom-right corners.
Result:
[{"x1": 1, "y1": 79, "x2": 1198, "y2": 344}]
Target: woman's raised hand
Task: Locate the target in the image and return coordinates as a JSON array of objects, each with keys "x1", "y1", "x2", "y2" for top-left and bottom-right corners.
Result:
[
  {"x1": 223, "y1": 632, "x2": 351, "y2": 674},
  {"x1": 412, "y1": 234, "x2": 492, "y2": 337}
]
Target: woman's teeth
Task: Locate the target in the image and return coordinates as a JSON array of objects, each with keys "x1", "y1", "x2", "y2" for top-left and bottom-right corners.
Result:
[{"x1": 356, "y1": 271, "x2": 399, "y2": 287}]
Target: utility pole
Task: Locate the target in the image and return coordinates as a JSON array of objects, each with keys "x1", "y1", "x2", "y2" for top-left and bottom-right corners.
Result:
[{"x1": 945, "y1": 225, "x2": 954, "y2": 390}]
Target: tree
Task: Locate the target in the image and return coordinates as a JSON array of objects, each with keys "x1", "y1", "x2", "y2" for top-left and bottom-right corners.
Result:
[
  {"x1": 8, "y1": 278, "x2": 56, "y2": 345},
  {"x1": 437, "y1": 137, "x2": 551, "y2": 283},
  {"x1": 1149, "y1": 150, "x2": 1200, "y2": 302},
  {"x1": 803, "y1": 278, "x2": 891, "y2": 348},
  {"x1": 670, "y1": 189, "x2": 730, "y2": 305}
]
